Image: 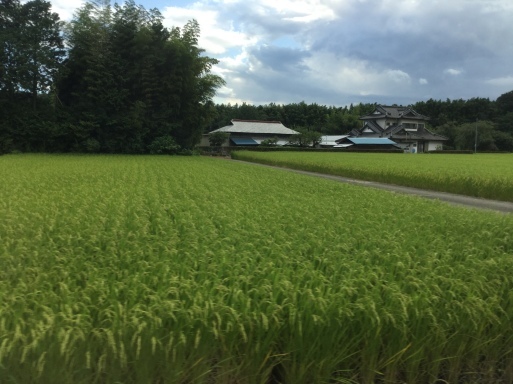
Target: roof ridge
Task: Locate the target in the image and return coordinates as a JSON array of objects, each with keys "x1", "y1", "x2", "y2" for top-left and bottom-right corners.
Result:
[{"x1": 232, "y1": 119, "x2": 282, "y2": 124}]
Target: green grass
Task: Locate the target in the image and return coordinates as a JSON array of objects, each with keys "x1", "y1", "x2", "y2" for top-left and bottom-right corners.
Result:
[
  {"x1": 1, "y1": 154, "x2": 512, "y2": 383},
  {"x1": 231, "y1": 151, "x2": 513, "y2": 202}
]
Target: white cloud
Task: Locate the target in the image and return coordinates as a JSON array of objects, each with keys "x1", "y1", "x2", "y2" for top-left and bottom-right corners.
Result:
[
  {"x1": 387, "y1": 70, "x2": 411, "y2": 84},
  {"x1": 444, "y1": 68, "x2": 463, "y2": 76},
  {"x1": 49, "y1": 0, "x2": 85, "y2": 21},
  {"x1": 217, "y1": 50, "x2": 251, "y2": 72},
  {"x1": 258, "y1": 0, "x2": 337, "y2": 22},
  {"x1": 161, "y1": 5, "x2": 215, "y2": 28},
  {"x1": 300, "y1": 53, "x2": 414, "y2": 97},
  {"x1": 161, "y1": 6, "x2": 258, "y2": 54},
  {"x1": 419, "y1": 78, "x2": 428, "y2": 85},
  {"x1": 485, "y1": 76, "x2": 513, "y2": 86}
]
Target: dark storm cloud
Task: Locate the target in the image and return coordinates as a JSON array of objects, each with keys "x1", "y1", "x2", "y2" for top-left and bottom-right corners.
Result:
[
  {"x1": 249, "y1": 45, "x2": 311, "y2": 72},
  {"x1": 207, "y1": 1, "x2": 307, "y2": 37},
  {"x1": 293, "y1": 0, "x2": 513, "y2": 100},
  {"x1": 203, "y1": 0, "x2": 513, "y2": 105}
]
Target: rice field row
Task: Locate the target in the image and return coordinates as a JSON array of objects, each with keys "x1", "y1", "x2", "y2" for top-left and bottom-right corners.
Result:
[
  {"x1": 231, "y1": 151, "x2": 513, "y2": 202},
  {"x1": 1, "y1": 154, "x2": 513, "y2": 383}
]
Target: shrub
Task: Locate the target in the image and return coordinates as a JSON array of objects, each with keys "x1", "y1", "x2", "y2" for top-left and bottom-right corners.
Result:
[
  {"x1": 0, "y1": 136, "x2": 13, "y2": 155},
  {"x1": 260, "y1": 137, "x2": 278, "y2": 146},
  {"x1": 148, "y1": 135, "x2": 180, "y2": 155},
  {"x1": 208, "y1": 131, "x2": 229, "y2": 147},
  {"x1": 82, "y1": 138, "x2": 101, "y2": 153}
]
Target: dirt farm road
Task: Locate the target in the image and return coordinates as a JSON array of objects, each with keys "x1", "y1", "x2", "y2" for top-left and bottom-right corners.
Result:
[{"x1": 233, "y1": 160, "x2": 513, "y2": 214}]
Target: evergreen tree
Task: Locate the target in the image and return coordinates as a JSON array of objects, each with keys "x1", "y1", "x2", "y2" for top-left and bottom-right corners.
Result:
[
  {"x1": 0, "y1": 0, "x2": 64, "y2": 152},
  {"x1": 19, "y1": 0, "x2": 64, "y2": 108},
  {"x1": 0, "y1": 0, "x2": 63, "y2": 105},
  {"x1": 58, "y1": 2, "x2": 224, "y2": 152},
  {"x1": 0, "y1": 0, "x2": 21, "y2": 97}
]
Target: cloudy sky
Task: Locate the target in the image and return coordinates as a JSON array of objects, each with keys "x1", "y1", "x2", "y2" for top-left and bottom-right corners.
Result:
[{"x1": 51, "y1": 0, "x2": 513, "y2": 107}]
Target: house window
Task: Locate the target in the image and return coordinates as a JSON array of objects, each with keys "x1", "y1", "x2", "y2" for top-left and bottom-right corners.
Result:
[{"x1": 418, "y1": 123, "x2": 424, "y2": 129}]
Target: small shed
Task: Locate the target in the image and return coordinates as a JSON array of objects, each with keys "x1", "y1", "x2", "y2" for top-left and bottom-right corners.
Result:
[
  {"x1": 319, "y1": 135, "x2": 348, "y2": 147},
  {"x1": 334, "y1": 137, "x2": 402, "y2": 150}
]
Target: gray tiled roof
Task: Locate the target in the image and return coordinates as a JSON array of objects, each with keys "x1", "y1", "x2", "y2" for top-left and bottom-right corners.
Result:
[
  {"x1": 363, "y1": 120, "x2": 383, "y2": 133},
  {"x1": 391, "y1": 130, "x2": 448, "y2": 141},
  {"x1": 389, "y1": 125, "x2": 448, "y2": 141},
  {"x1": 210, "y1": 120, "x2": 299, "y2": 135},
  {"x1": 361, "y1": 105, "x2": 429, "y2": 120},
  {"x1": 354, "y1": 124, "x2": 448, "y2": 141}
]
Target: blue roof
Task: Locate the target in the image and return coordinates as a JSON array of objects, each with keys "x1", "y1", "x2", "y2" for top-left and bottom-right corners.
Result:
[
  {"x1": 348, "y1": 138, "x2": 397, "y2": 145},
  {"x1": 230, "y1": 137, "x2": 259, "y2": 146}
]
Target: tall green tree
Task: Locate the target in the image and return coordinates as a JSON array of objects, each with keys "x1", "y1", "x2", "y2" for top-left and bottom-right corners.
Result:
[
  {"x1": 438, "y1": 121, "x2": 496, "y2": 151},
  {"x1": 0, "y1": 0, "x2": 21, "y2": 97},
  {"x1": 0, "y1": 0, "x2": 64, "y2": 106},
  {"x1": 19, "y1": 0, "x2": 64, "y2": 108},
  {"x1": 171, "y1": 19, "x2": 225, "y2": 148},
  {"x1": 496, "y1": 90, "x2": 513, "y2": 115},
  {"x1": 0, "y1": 0, "x2": 64, "y2": 152},
  {"x1": 59, "y1": 1, "x2": 224, "y2": 152}
]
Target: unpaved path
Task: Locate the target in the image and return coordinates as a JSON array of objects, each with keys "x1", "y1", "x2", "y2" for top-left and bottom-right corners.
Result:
[{"x1": 232, "y1": 160, "x2": 513, "y2": 214}]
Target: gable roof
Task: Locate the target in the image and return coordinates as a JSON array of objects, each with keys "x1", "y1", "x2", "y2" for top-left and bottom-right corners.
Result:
[
  {"x1": 362, "y1": 120, "x2": 383, "y2": 134},
  {"x1": 210, "y1": 119, "x2": 299, "y2": 135},
  {"x1": 360, "y1": 105, "x2": 429, "y2": 121},
  {"x1": 390, "y1": 129, "x2": 449, "y2": 141},
  {"x1": 382, "y1": 123, "x2": 449, "y2": 141},
  {"x1": 355, "y1": 130, "x2": 448, "y2": 141}
]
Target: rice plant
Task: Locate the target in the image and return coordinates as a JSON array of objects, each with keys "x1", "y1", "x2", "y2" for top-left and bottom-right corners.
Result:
[
  {"x1": 0, "y1": 154, "x2": 512, "y2": 383},
  {"x1": 231, "y1": 151, "x2": 513, "y2": 202}
]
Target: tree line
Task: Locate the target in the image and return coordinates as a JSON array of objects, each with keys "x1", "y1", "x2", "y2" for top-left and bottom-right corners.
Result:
[
  {"x1": 1, "y1": 0, "x2": 512, "y2": 153},
  {"x1": 0, "y1": 0, "x2": 224, "y2": 154},
  {"x1": 210, "y1": 93, "x2": 513, "y2": 151},
  {"x1": 413, "y1": 94, "x2": 513, "y2": 151},
  {"x1": 210, "y1": 102, "x2": 371, "y2": 136}
]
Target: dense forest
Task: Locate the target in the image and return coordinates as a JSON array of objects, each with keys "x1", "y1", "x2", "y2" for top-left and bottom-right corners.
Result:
[
  {"x1": 1, "y1": 0, "x2": 512, "y2": 153},
  {"x1": 0, "y1": 0, "x2": 224, "y2": 154}
]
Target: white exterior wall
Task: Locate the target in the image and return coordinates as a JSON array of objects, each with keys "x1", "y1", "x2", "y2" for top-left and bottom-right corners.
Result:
[
  {"x1": 398, "y1": 141, "x2": 419, "y2": 153},
  {"x1": 427, "y1": 141, "x2": 444, "y2": 151},
  {"x1": 398, "y1": 119, "x2": 426, "y2": 128},
  {"x1": 385, "y1": 118, "x2": 399, "y2": 128}
]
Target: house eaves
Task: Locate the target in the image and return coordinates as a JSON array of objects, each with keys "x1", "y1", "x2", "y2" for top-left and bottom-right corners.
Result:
[
  {"x1": 348, "y1": 137, "x2": 399, "y2": 145},
  {"x1": 210, "y1": 119, "x2": 299, "y2": 135},
  {"x1": 361, "y1": 105, "x2": 429, "y2": 121},
  {"x1": 361, "y1": 120, "x2": 384, "y2": 134},
  {"x1": 391, "y1": 132, "x2": 449, "y2": 141}
]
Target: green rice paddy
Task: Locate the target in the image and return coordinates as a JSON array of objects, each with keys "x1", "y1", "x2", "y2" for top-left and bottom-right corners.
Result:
[
  {"x1": 231, "y1": 151, "x2": 513, "y2": 202},
  {"x1": 1, "y1": 154, "x2": 512, "y2": 383}
]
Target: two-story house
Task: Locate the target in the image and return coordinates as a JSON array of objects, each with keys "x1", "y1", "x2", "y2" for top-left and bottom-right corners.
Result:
[{"x1": 351, "y1": 105, "x2": 448, "y2": 153}]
